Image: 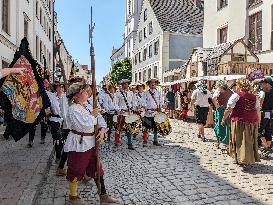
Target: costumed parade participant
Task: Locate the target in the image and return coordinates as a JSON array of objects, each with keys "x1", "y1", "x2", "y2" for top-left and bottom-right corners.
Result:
[
  {"x1": 258, "y1": 76, "x2": 273, "y2": 157},
  {"x1": 114, "y1": 79, "x2": 136, "y2": 150},
  {"x1": 99, "y1": 84, "x2": 116, "y2": 141},
  {"x1": 135, "y1": 83, "x2": 146, "y2": 116},
  {"x1": 142, "y1": 78, "x2": 164, "y2": 146},
  {"x1": 57, "y1": 78, "x2": 84, "y2": 177},
  {"x1": 47, "y1": 82, "x2": 65, "y2": 163},
  {"x1": 190, "y1": 80, "x2": 212, "y2": 142},
  {"x1": 27, "y1": 79, "x2": 51, "y2": 147},
  {"x1": 98, "y1": 84, "x2": 107, "y2": 108},
  {"x1": 212, "y1": 80, "x2": 233, "y2": 152},
  {"x1": 222, "y1": 79, "x2": 260, "y2": 169},
  {"x1": 64, "y1": 82, "x2": 119, "y2": 205}
]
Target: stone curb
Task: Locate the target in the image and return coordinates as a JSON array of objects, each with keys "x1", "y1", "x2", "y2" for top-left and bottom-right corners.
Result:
[{"x1": 16, "y1": 147, "x2": 55, "y2": 205}]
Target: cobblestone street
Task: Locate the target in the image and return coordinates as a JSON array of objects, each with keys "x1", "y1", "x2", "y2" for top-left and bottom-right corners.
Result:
[{"x1": 36, "y1": 120, "x2": 273, "y2": 205}]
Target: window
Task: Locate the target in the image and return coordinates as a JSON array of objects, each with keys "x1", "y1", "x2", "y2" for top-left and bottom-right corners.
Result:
[
  {"x1": 148, "y1": 22, "x2": 153, "y2": 34},
  {"x1": 144, "y1": 27, "x2": 147, "y2": 39},
  {"x1": 36, "y1": 1, "x2": 38, "y2": 17},
  {"x1": 154, "y1": 66, "x2": 158, "y2": 77},
  {"x1": 271, "y1": 5, "x2": 273, "y2": 50},
  {"x1": 36, "y1": 36, "x2": 39, "y2": 59},
  {"x1": 44, "y1": 16, "x2": 46, "y2": 29},
  {"x1": 249, "y1": 11, "x2": 262, "y2": 52},
  {"x1": 128, "y1": 0, "x2": 132, "y2": 15},
  {"x1": 2, "y1": 60, "x2": 9, "y2": 69},
  {"x1": 143, "y1": 70, "x2": 147, "y2": 81},
  {"x1": 2, "y1": 0, "x2": 10, "y2": 34},
  {"x1": 24, "y1": 18, "x2": 29, "y2": 39},
  {"x1": 139, "y1": 72, "x2": 141, "y2": 81},
  {"x1": 219, "y1": 26, "x2": 228, "y2": 44},
  {"x1": 135, "y1": 73, "x2": 137, "y2": 82},
  {"x1": 139, "y1": 31, "x2": 142, "y2": 42},
  {"x1": 232, "y1": 54, "x2": 245, "y2": 62},
  {"x1": 218, "y1": 0, "x2": 228, "y2": 10},
  {"x1": 49, "y1": 28, "x2": 51, "y2": 41},
  {"x1": 49, "y1": 0, "x2": 51, "y2": 13},
  {"x1": 40, "y1": 9, "x2": 42, "y2": 24},
  {"x1": 49, "y1": 52, "x2": 51, "y2": 66},
  {"x1": 154, "y1": 40, "x2": 159, "y2": 55},
  {"x1": 144, "y1": 8, "x2": 147, "y2": 21},
  {"x1": 148, "y1": 68, "x2": 151, "y2": 79},
  {"x1": 134, "y1": 54, "x2": 138, "y2": 65},
  {"x1": 40, "y1": 41, "x2": 42, "y2": 62},
  {"x1": 148, "y1": 45, "x2": 153, "y2": 58},
  {"x1": 249, "y1": 0, "x2": 262, "y2": 7},
  {"x1": 143, "y1": 48, "x2": 147, "y2": 61},
  {"x1": 138, "y1": 52, "x2": 141, "y2": 63}
]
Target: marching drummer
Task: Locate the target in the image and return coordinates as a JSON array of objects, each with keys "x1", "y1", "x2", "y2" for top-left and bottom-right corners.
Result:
[
  {"x1": 100, "y1": 84, "x2": 117, "y2": 141},
  {"x1": 135, "y1": 83, "x2": 146, "y2": 115},
  {"x1": 114, "y1": 79, "x2": 136, "y2": 150},
  {"x1": 142, "y1": 78, "x2": 164, "y2": 146}
]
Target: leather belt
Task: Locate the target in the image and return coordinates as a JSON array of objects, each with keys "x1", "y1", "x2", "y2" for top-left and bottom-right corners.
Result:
[{"x1": 71, "y1": 130, "x2": 95, "y2": 144}]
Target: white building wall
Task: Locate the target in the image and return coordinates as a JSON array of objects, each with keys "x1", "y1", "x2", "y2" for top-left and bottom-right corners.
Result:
[
  {"x1": 203, "y1": 0, "x2": 273, "y2": 63},
  {"x1": 0, "y1": 0, "x2": 53, "y2": 71}
]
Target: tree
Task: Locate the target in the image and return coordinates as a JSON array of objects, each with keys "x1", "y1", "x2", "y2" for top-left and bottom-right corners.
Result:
[{"x1": 109, "y1": 58, "x2": 132, "y2": 85}]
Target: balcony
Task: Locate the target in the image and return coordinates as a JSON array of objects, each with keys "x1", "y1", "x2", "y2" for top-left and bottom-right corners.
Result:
[{"x1": 218, "y1": 61, "x2": 273, "y2": 76}]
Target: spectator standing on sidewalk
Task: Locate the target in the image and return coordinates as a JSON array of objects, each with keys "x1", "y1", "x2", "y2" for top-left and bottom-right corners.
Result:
[
  {"x1": 190, "y1": 80, "x2": 212, "y2": 142},
  {"x1": 212, "y1": 80, "x2": 233, "y2": 152},
  {"x1": 166, "y1": 87, "x2": 175, "y2": 118},
  {"x1": 258, "y1": 76, "x2": 273, "y2": 157},
  {"x1": 222, "y1": 79, "x2": 260, "y2": 169}
]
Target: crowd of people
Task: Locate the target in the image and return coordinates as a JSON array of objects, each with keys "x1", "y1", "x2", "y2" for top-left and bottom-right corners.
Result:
[
  {"x1": 169, "y1": 76, "x2": 273, "y2": 170},
  {"x1": 1, "y1": 66, "x2": 273, "y2": 204}
]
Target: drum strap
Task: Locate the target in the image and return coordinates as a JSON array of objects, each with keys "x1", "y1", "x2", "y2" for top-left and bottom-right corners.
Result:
[
  {"x1": 149, "y1": 90, "x2": 160, "y2": 110},
  {"x1": 120, "y1": 91, "x2": 131, "y2": 113}
]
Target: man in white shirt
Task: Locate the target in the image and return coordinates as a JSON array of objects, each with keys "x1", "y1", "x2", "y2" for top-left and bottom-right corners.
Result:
[
  {"x1": 48, "y1": 83, "x2": 64, "y2": 163},
  {"x1": 142, "y1": 78, "x2": 164, "y2": 146},
  {"x1": 100, "y1": 84, "x2": 116, "y2": 141},
  {"x1": 114, "y1": 79, "x2": 136, "y2": 150},
  {"x1": 190, "y1": 80, "x2": 212, "y2": 142}
]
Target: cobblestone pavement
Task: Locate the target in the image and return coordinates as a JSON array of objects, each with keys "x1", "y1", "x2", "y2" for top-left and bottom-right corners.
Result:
[
  {"x1": 36, "y1": 120, "x2": 273, "y2": 205},
  {"x1": 0, "y1": 125, "x2": 53, "y2": 205}
]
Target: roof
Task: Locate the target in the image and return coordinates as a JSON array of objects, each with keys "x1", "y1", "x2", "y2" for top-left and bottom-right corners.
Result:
[{"x1": 149, "y1": 0, "x2": 204, "y2": 35}]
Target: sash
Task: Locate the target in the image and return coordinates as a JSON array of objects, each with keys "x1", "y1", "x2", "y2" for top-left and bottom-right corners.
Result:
[
  {"x1": 120, "y1": 91, "x2": 131, "y2": 112},
  {"x1": 149, "y1": 89, "x2": 160, "y2": 110}
]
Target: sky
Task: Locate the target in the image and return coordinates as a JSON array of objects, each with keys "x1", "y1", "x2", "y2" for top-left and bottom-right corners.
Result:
[{"x1": 55, "y1": 0, "x2": 125, "y2": 82}]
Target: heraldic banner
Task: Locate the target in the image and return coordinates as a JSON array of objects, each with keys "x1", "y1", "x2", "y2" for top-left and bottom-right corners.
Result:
[{"x1": 0, "y1": 38, "x2": 50, "y2": 141}]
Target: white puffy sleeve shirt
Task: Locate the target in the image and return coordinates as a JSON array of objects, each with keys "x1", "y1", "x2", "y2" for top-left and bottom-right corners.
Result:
[
  {"x1": 0, "y1": 71, "x2": 2, "y2": 79},
  {"x1": 64, "y1": 104, "x2": 97, "y2": 152},
  {"x1": 143, "y1": 89, "x2": 163, "y2": 117}
]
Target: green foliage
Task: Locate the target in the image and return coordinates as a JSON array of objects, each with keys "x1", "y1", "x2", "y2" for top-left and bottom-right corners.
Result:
[{"x1": 109, "y1": 58, "x2": 132, "y2": 85}]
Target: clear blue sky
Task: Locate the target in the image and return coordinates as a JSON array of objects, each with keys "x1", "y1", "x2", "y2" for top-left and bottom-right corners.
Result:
[{"x1": 55, "y1": 0, "x2": 125, "y2": 82}]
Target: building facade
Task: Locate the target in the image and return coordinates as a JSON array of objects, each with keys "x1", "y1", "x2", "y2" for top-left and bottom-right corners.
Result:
[
  {"x1": 203, "y1": 0, "x2": 273, "y2": 63},
  {"x1": 0, "y1": 0, "x2": 54, "y2": 70},
  {"x1": 124, "y1": 0, "x2": 143, "y2": 59},
  {"x1": 110, "y1": 44, "x2": 125, "y2": 66},
  {"x1": 132, "y1": 0, "x2": 203, "y2": 83}
]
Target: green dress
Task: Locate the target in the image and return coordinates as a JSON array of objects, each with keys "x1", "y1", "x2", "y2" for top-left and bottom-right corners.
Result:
[{"x1": 214, "y1": 105, "x2": 230, "y2": 145}]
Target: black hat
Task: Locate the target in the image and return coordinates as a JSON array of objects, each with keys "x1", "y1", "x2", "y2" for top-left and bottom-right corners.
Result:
[{"x1": 260, "y1": 76, "x2": 273, "y2": 87}]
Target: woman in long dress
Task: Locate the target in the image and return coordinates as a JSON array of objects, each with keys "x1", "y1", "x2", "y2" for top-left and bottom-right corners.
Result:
[
  {"x1": 222, "y1": 79, "x2": 260, "y2": 169},
  {"x1": 212, "y1": 80, "x2": 233, "y2": 152}
]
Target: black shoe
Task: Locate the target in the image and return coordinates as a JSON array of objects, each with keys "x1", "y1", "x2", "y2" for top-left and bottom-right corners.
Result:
[
  {"x1": 27, "y1": 141, "x2": 33, "y2": 148},
  {"x1": 143, "y1": 141, "x2": 148, "y2": 147},
  {"x1": 128, "y1": 144, "x2": 135, "y2": 150},
  {"x1": 153, "y1": 141, "x2": 161, "y2": 146}
]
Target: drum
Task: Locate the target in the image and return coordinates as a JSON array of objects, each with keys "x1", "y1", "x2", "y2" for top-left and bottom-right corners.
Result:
[
  {"x1": 154, "y1": 112, "x2": 172, "y2": 136},
  {"x1": 124, "y1": 114, "x2": 142, "y2": 134}
]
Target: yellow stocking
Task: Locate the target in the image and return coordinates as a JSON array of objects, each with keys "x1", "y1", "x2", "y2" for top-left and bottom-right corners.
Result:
[{"x1": 69, "y1": 178, "x2": 78, "y2": 197}]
